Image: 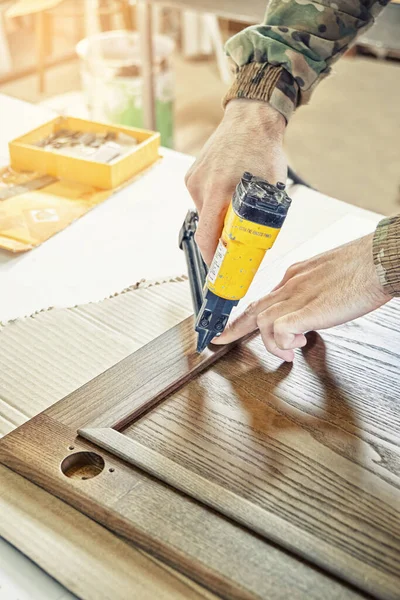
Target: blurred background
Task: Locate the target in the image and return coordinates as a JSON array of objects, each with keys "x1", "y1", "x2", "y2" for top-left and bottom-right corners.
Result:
[{"x1": 0, "y1": 0, "x2": 399, "y2": 214}]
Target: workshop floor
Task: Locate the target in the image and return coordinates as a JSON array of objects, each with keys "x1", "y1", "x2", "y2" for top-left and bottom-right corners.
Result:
[{"x1": 1, "y1": 53, "x2": 399, "y2": 216}]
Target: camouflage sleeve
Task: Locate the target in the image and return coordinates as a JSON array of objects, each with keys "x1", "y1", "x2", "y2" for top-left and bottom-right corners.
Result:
[
  {"x1": 373, "y1": 215, "x2": 400, "y2": 297},
  {"x1": 223, "y1": 0, "x2": 391, "y2": 121}
]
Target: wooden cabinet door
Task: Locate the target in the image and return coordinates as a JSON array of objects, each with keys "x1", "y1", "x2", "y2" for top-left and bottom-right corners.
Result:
[
  {"x1": 1, "y1": 304, "x2": 400, "y2": 600},
  {"x1": 1, "y1": 215, "x2": 399, "y2": 600}
]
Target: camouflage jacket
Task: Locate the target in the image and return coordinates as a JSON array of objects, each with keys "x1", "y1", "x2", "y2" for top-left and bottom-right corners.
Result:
[{"x1": 224, "y1": 0, "x2": 399, "y2": 297}]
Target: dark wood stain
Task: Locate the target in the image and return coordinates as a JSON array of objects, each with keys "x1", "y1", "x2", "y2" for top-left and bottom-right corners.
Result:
[
  {"x1": 1, "y1": 301, "x2": 399, "y2": 599},
  {"x1": 0, "y1": 414, "x2": 366, "y2": 600},
  {"x1": 118, "y1": 303, "x2": 400, "y2": 597}
]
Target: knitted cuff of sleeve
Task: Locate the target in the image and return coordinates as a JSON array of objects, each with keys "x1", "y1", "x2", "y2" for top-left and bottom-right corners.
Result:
[
  {"x1": 223, "y1": 62, "x2": 300, "y2": 122},
  {"x1": 373, "y1": 215, "x2": 400, "y2": 297}
]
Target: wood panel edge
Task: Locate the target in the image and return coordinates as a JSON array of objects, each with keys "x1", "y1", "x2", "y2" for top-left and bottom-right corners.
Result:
[{"x1": 44, "y1": 317, "x2": 237, "y2": 431}]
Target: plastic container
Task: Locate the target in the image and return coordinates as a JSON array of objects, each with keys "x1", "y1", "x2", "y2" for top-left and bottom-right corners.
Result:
[{"x1": 76, "y1": 31, "x2": 175, "y2": 148}]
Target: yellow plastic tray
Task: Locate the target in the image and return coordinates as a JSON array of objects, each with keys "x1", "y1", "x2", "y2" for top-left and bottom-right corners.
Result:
[{"x1": 9, "y1": 116, "x2": 160, "y2": 190}]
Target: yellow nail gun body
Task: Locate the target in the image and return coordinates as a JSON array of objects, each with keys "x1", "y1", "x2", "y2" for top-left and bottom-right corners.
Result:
[{"x1": 196, "y1": 172, "x2": 291, "y2": 352}]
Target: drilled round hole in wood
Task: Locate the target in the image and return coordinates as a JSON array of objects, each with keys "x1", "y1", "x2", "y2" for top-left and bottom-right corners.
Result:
[
  {"x1": 61, "y1": 452, "x2": 105, "y2": 480},
  {"x1": 68, "y1": 445, "x2": 75, "y2": 451},
  {"x1": 109, "y1": 468, "x2": 115, "y2": 473}
]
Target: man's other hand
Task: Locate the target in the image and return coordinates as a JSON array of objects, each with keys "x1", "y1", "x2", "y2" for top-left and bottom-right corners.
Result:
[
  {"x1": 185, "y1": 99, "x2": 287, "y2": 265},
  {"x1": 213, "y1": 234, "x2": 391, "y2": 361}
]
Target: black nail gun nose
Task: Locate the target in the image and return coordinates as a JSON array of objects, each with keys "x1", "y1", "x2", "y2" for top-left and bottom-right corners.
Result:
[
  {"x1": 179, "y1": 209, "x2": 235, "y2": 353},
  {"x1": 178, "y1": 209, "x2": 208, "y2": 316}
]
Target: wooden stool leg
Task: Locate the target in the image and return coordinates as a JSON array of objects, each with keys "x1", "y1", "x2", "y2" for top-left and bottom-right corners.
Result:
[
  {"x1": 44, "y1": 11, "x2": 53, "y2": 58},
  {"x1": 35, "y1": 11, "x2": 46, "y2": 94},
  {"x1": 0, "y1": 10, "x2": 12, "y2": 75},
  {"x1": 84, "y1": 0, "x2": 101, "y2": 37},
  {"x1": 205, "y1": 14, "x2": 232, "y2": 85},
  {"x1": 99, "y1": 0, "x2": 112, "y2": 31},
  {"x1": 120, "y1": 0, "x2": 134, "y2": 30},
  {"x1": 137, "y1": 1, "x2": 156, "y2": 130}
]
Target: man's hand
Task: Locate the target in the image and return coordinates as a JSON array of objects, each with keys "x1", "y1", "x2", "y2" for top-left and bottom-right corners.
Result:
[
  {"x1": 185, "y1": 99, "x2": 287, "y2": 265},
  {"x1": 213, "y1": 234, "x2": 391, "y2": 362}
]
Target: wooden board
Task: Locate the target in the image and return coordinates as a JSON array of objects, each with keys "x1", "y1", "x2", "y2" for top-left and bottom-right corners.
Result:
[
  {"x1": 0, "y1": 309, "x2": 399, "y2": 599},
  {"x1": 0, "y1": 464, "x2": 217, "y2": 600},
  {"x1": 0, "y1": 312, "x2": 372, "y2": 600},
  {"x1": 0, "y1": 277, "x2": 206, "y2": 599},
  {"x1": 1, "y1": 215, "x2": 397, "y2": 599},
  {"x1": 0, "y1": 276, "x2": 193, "y2": 437},
  {"x1": 0, "y1": 412, "x2": 366, "y2": 600}
]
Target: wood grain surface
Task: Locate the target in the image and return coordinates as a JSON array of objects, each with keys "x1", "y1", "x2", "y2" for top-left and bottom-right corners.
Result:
[
  {"x1": 48, "y1": 316, "x2": 236, "y2": 431},
  {"x1": 0, "y1": 413, "x2": 367, "y2": 600},
  {"x1": 1, "y1": 301, "x2": 399, "y2": 598},
  {"x1": 79, "y1": 303, "x2": 400, "y2": 599},
  {"x1": 1, "y1": 225, "x2": 398, "y2": 599}
]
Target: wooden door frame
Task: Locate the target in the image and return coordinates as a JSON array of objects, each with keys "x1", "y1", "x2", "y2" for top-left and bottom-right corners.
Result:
[{"x1": 1, "y1": 310, "x2": 399, "y2": 599}]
